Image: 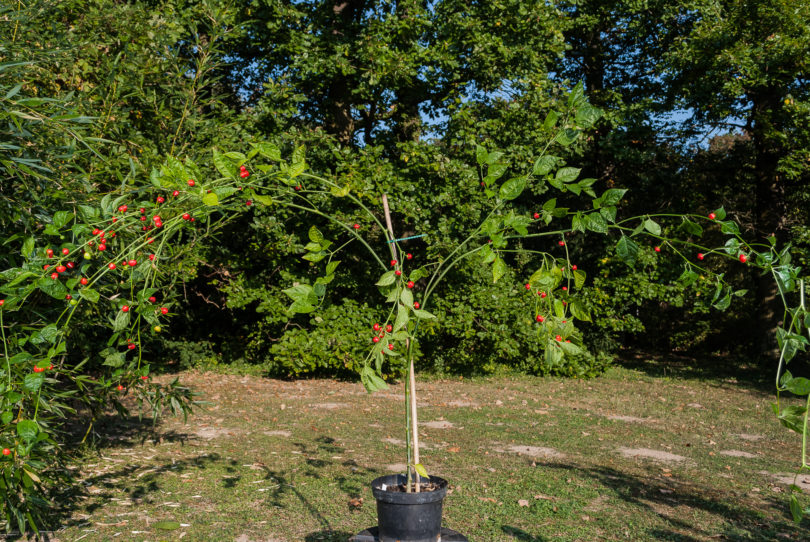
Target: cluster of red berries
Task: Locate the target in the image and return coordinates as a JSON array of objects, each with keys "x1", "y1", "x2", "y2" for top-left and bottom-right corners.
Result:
[
  {"x1": 371, "y1": 322, "x2": 396, "y2": 350},
  {"x1": 32, "y1": 363, "x2": 54, "y2": 374},
  {"x1": 239, "y1": 165, "x2": 250, "y2": 179}
]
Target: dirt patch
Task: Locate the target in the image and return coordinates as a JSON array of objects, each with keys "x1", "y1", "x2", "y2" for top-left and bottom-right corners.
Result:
[
  {"x1": 422, "y1": 420, "x2": 454, "y2": 429},
  {"x1": 617, "y1": 447, "x2": 686, "y2": 463},
  {"x1": 195, "y1": 427, "x2": 237, "y2": 440},
  {"x1": 263, "y1": 430, "x2": 292, "y2": 438},
  {"x1": 763, "y1": 472, "x2": 810, "y2": 492},
  {"x1": 584, "y1": 494, "x2": 610, "y2": 513},
  {"x1": 606, "y1": 415, "x2": 655, "y2": 424},
  {"x1": 719, "y1": 450, "x2": 757, "y2": 458},
  {"x1": 736, "y1": 433, "x2": 765, "y2": 441},
  {"x1": 447, "y1": 400, "x2": 478, "y2": 408},
  {"x1": 493, "y1": 444, "x2": 564, "y2": 459},
  {"x1": 309, "y1": 402, "x2": 349, "y2": 409},
  {"x1": 235, "y1": 536, "x2": 286, "y2": 542}
]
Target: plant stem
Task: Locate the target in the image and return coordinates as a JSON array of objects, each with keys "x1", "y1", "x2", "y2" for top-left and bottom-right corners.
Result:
[{"x1": 381, "y1": 194, "x2": 420, "y2": 492}]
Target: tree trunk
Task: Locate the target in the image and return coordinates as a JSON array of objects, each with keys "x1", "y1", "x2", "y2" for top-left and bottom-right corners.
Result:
[
  {"x1": 751, "y1": 89, "x2": 787, "y2": 360},
  {"x1": 322, "y1": 0, "x2": 364, "y2": 146}
]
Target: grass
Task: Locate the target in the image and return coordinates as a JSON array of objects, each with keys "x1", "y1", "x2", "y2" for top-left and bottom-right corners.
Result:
[{"x1": 47, "y1": 356, "x2": 810, "y2": 541}]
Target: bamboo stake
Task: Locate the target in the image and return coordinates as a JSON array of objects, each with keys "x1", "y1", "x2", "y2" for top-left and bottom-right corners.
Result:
[{"x1": 381, "y1": 194, "x2": 421, "y2": 492}]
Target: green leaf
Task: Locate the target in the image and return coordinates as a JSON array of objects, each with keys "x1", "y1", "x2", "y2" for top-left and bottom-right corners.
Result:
[
  {"x1": 202, "y1": 192, "x2": 219, "y2": 206},
  {"x1": 292, "y1": 145, "x2": 306, "y2": 165},
  {"x1": 39, "y1": 324, "x2": 59, "y2": 344},
  {"x1": 367, "y1": 372, "x2": 388, "y2": 392},
  {"x1": 283, "y1": 284, "x2": 317, "y2": 304},
  {"x1": 330, "y1": 185, "x2": 350, "y2": 197},
  {"x1": 413, "y1": 463, "x2": 429, "y2": 479},
  {"x1": 678, "y1": 268, "x2": 699, "y2": 287},
  {"x1": 409, "y1": 267, "x2": 429, "y2": 282},
  {"x1": 492, "y1": 257, "x2": 507, "y2": 284},
  {"x1": 113, "y1": 310, "x2": 131, "y2": 332},
  {"x1": 22, "y1": 237, "x2": 35, "y2": 259},
  {"x1": 253, "y1": 194, "x2": 275, "y2": 206},
  {"x1": 326, "y1": 261, "x2": 340, "y2": 275},
  {"x1": 533, "y1": 156, "x2": 556, "y2": 176},
  {"x1": 413, "y1": 309, "x2": 436, "y2": 320},
  {"x1": 224, "y1": 151, "x2": 246, "y2": 161},
  {"x1": 545, "y1": 343, "x2": 562, "y2": 365},
  {"x1": 308, "y1": 226, "x2": 324, "y2": 244},
  {"x1": 790, "y1": 494, "x2": 803, "y2": 523},
  {"x1": 484, "y1": 163, "x2": 508, "y2": 185},
  {"x1": 23, "y1": 373, "x2": 44, "y2": 392},
  {"x1": 560, "y1": 340, "x2": 581, "y2": 355},
  {"x1": 80, "y1": 288, "x2": 100, "y2": 303},
  {"x1": 394, "y1": 304, "x2": 409, "y2": 332},
  {"x1": 584, "y1": 213, "x2": 608, "y2": 234},
  {"x1": 37, "y1": 277, "x2": 67, "y2": 299},
  {"x1": 573, "y1": 269, "x2": 586, "y2": 289},
  {"x1": 600, "y1": 206, "x2": 617, "y2": 223},
  {"x1": 53, "y1": 211, "x2": 73, "y2": 228},
  {"x1": 400, "y1": 289, "x2": 414, "y2": 308},
  {"x1": 476, "y1": 145, "x2": 488, "y2": 166},
  {"x1": 1, "y1": 411, "x2": 12, "y2": 425},
  {"x1": 786, "y1": 377, "x2": 810, "y2": 396},
  {"x1": 499, "y1": 176, "x2": 526, "y2": 201},
  {"x1": 643, "y1": 218, "x2": 661, "y2": 236},
  {"x1": 568, "y1": 81, "x2": 585, "y2": 107},
  {"x1": 255, "y1": 142, "x2": 281, "y2": 161},
  {"x1": 569, "y1": 300, "x2": 591, "y2": 322},
  {"x1": 302, "y1": 251, "x2": 327, "y2": 262},
  {"x1": 543, "y1": 111, "x2": 560, "y2": 130},
  {"x1": 713, "y1": 294, "x2": 731, "y2": 311},
  {"x1": 575, "y1": 105, "x2": 602, "y2": 128},
  {"x1": 16, "y1": 420, "x2": 38, "y2": 443},
  {"x1": 712, "y1": 207, "x2": 727, "y2": 221},
  {"x1": 376, "y1": 271, "x2": 396, "y2": 287},
  {"x1": 103, "y1": 352, "x2": 125, "y2": 368},
  {"x1": 555, "y1": 167, "x2": 580, "y2": 184},
  {"x1": 616, "y1": 236, "x2": 639, "y2": 266},
  {"x1": 555, "y1": 128, "x2": 580, "y2": 147},
  {"x1": 554, "y1": 299, "x2": 565, "y2": 319},
  {"x1": 720, "y1": 221, "x2": 740, "y2": 235},
  {"x1": 598, "y1": 189, "x2": 628, "y2": 207},
  {"x1": 212, "y1": 149, "x2": 236, "y2": 179},
  {"x1": 680, "y1": 219, "x2": 703, "y2": 237},
  {"x1": 289, "y1": 300, "x2": 315, "y2": 313},
  {"x1": 43, "y1": 224, "x2": 61, "y2": 236},
  {"x1": 154, "y1": 521, "x2": 181, "y2": 531},
  {"x1": 288, "y1": 162, "x2": 306, "y2": 178}
]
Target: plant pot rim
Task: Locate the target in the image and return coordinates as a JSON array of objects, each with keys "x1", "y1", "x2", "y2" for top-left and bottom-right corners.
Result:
[{"x1": 371, "y1": 474, "x2": 448, "y2": 505}]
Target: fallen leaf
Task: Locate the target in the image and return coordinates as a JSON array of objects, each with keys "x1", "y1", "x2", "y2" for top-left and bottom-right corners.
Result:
[
  {"x1": 447, "y1": 446, "x2": 460, "y2": 453},
  {"x1": 518, "y1": 499, "x2": 530, "y2": 507}
]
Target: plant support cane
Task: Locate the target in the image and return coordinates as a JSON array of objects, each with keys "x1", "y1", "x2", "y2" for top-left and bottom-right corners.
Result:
[{"x1": 381, "y1": 194, "x2": 421, "y2": 493}]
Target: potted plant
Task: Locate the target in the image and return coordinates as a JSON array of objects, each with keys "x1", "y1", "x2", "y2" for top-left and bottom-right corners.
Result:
[{"x1": 265, "y1": 84, "x2": 624, "y2": 539}]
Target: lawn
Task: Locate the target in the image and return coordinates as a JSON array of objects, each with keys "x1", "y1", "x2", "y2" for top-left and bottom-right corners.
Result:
[{"x1": 49, "y1": 356, "x2": 810, "y2": 541}]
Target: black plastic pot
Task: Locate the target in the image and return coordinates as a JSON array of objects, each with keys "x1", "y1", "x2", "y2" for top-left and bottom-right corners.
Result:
[{"x1": 371, "y1": 474, "x2": 448, "y2": 542}]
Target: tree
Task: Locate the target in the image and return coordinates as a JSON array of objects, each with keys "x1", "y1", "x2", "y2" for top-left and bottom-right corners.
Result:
[{"x1": 656, "y1": 0, "x2": 810, "y2": 355}]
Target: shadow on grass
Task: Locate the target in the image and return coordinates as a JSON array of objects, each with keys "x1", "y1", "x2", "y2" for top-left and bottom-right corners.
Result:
[
  {"x1": 539, "y1": 461, "x2": 809, "y2": 541},
  {"x1": 501, "y1": 525, "x2": 548, "y2": 541},
  {"x1": 304, "y1": 530, "x2": 356, "y2": 541},
  {"x1": 615, "y1": 350, "x2": 776, "y2": 392},
  {"x1": 51, "y1": 412, "x2": 379, "y2": 537}
]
